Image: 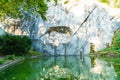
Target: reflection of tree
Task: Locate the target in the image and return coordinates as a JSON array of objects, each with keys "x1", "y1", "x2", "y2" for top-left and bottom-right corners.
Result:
[{"x1": 0, "y1": 61, "x2": 32, "y2": 80}]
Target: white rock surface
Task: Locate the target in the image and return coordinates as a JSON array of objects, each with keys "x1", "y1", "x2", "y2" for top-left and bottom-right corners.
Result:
[
  {"x1": 0, "y1": 0, "x2": 120, "y2": 55},
  {"x1": 31, "y1": 0, "x2": 119, "y2": 55}
]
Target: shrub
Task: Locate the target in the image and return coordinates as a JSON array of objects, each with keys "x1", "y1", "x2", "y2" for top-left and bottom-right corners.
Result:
[
  {"x1": 0, "y1": 33, "x2": 32, "y2": 55},
  {"x1": 4, "y1": 55, "x2": 16, "y2": 60},
  {"x1": 112, "y1": 30, "x2": 120, "y2": 49},
  {"x1": 0, "y1": 58, "x2": 5, "y2": 64},
  {"x1": 99, "y1": 30, "x2": 120, "y2": 54},
  {"x1": 90, "y1": 43, "x2": 95, "y2": 53},
  {"x1": 28, "y1": 50, "x2": 40, "y2": 55},
  {"x1": 99, "y1": 0, "x2": 120, "y2": 8},
  {"x1": 99, "y1": 0, "x2": 109, "y2": 4}
]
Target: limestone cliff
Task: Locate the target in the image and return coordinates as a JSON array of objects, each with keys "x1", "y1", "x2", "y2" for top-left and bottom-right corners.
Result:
[{"x1": 0, "y1": 0, "x2": 120, "y2": 55}]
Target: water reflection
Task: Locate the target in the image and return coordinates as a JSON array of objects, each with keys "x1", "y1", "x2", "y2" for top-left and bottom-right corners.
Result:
[{"x1": 0, "y1": 56, "x2": 118, "y2": 80}]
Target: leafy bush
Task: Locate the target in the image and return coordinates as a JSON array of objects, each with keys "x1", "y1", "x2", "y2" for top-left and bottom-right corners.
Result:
[
  {"x1": 112, "y1": 30, "x2": 120, "y2": 49},
  {"x1": 28, "y1": 50, "x2": 41, "y2": 55},
  {"x1": 90, "y1": 43, "x2": 95, "y2": 53},
  {"x1": 0, "y1": 58, "x2": 5, "y2": 64},
  {"x1": 0, "y1": 34, "x2": 32, "y2": 55},
  {"x1": 99, "y1": 0, "x2": 120, "y2": 8},
  {"x1": 4, "y1": 55, "x2": 16, "y2": 60},
  {"x1": 99, "y1": 0, "x2": 109, "y2": 4},
  {"x1": 99, "y1": 30, "x2": 120, "y2": 54}
]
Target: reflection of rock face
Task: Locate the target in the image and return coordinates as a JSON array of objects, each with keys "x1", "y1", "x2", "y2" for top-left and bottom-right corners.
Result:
[{"x1": 31, "y1": 56, "x2": 92, "y2": 79}]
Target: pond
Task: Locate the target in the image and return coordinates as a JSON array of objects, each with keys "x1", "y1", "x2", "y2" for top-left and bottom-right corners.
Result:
[{"x1": 0, "y1": 56, "x2": 119, "y2": 80}]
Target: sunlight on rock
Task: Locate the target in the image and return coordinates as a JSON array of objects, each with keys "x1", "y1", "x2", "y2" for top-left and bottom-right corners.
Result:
[
  {"x1": 98, "y1": 1, "x2": 120, "y2": 17},
  {"x1": 53, "y1": 40, "x2": 60, "y2": 46},
  {"x1": 39, "y1": 27, "x2": 46, "y2": 34}
]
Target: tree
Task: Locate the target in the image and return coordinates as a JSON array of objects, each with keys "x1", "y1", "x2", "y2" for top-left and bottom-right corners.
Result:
[
  {"x1": 0, "y1": 0, "x2": 48, "y2": 20},
  {"x1": 99, "y1": 0, "x2": 120, "y2": 8}
]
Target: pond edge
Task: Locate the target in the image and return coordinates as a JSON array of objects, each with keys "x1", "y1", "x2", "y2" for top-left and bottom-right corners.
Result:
[{"x1": 0, "y1": 58, "x2": 24, "y2": 72}]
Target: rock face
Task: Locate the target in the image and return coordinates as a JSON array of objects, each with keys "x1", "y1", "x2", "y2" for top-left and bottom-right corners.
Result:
[
  {"x1": 0, "y1": 18, "x2": 27, "y2": 35},
  {"x1": 30, "y1": 0, "x2": 120, "y2": 55},
  {"x1": 30, "y1": 0, "x2": 119, "y2": 55},
  {"x1": 0, "y1": 0, "x2": 120, "y2": 55}
]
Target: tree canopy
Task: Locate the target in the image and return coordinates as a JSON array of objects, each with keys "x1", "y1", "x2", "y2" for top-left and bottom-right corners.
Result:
[
  {"x1": 99, "y1": 0, "x2": 120, "y2": 8},
  {"x1": 0, "y1": 0, "x2": 48, "y2": 20}
]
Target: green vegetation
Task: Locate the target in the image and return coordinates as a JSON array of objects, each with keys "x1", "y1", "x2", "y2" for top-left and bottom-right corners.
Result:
[
  {"x1": 64, "y1": 0, "x2": 69, "y2": 4},
  {"x1": 0, "y1": 0, "x2": 61, "y2": 20},
  {"x1": 98, "y1": 30, "x2": 120, "y2": 55},
  {"x1": 4, "y1": 55, "x2": 16, "y2": 60},
  {"x1": 100, "y1": 57, "x2": 120, "y2": 79},
  {"x1": 90, "y1": 43, "x2": 95, "y2": 53},
  {"x1": 112, "y1": 30, "x2": 120, "y2": 48},
  {"x1": 0, "y1": 58, "x2": 5, "y2": 64},
  {"x1": 99, "y1": 0, "x2": 110, "y2": 4},
  {"x1": 0, "y1": 0, "x2": 48, "y2": 20},
  {"x1": 0, "y1": 33, "x2": 32, "y2": 56},
  {"x1": 28, "y1": 50, "x2": 43, "y2": 56},
  {"x1": 0, "y1": 55, "x2": 23, "y2": 65},
  {"x1": 99, "y1": 0, "x2": 120, "y2": 8}
]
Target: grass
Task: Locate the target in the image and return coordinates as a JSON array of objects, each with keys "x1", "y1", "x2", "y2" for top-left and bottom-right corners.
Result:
[
  {"x1": 0, "y1": 58, "x2": 5, "y2": 64},
  {"x1": 28, "y1": 50, "x2": 43, "y2": 57},
  {"x1": 0, "y1": 55, "x2": 23, "y2": 65},
  {"x1": 98, "y1": 30, "x2": 120, "y2": 56},
  {"x1": 96, "y1": 30, "x2": 120, "y2": 79},
  {"x1": 98, "y1": 48, "x2": 120, "y2": 55},
  {"x1": 0, "y1": 50, "x2": 42, "y2": 65}
]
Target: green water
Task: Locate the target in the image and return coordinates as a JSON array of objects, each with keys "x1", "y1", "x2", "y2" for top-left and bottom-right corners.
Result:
[{"x1": 0, "y1": 56, "x2": 119, "y2": 80}]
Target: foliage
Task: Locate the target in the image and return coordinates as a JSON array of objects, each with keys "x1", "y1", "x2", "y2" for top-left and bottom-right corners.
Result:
[
  {"x1": 64, "y1": 0, "x2": 69, "y2": 4},
  {"x1": 98, "y1": 30, "x2": 120, "y2": 55},
  {"x1": 28, "y1": 50, "x2": 42, "y2": 56},
  {"x1": 99, "y1": 48, "x2": 120, "y2": 55},
  {"x1": 4, "y1": 55, "x2": 16, "y2": 60},
  {"x1": 90, "y1": 43, "x2": 95, "y2": 53},
  {"x1": 0, "y1": 0, "x2": 48, "y2": 20},
  {"x1": 100, "y1": 57, "x2": 120, "y2": 79},
  {"x1": 112, "y1": 30, "x2": 120, "y2": 48},
  {"x1": 99, "y1": 0, "x2": 110, "y2": 4},
  {"x1": 0, "y1": 58, "x2": 5, "y2": 64},
  {"x1": 99, "y1": 0, "x2": 120, "y2": 8},
  {"x1": 0, "y1": 33, "x2": 32, "y2": 55}
]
